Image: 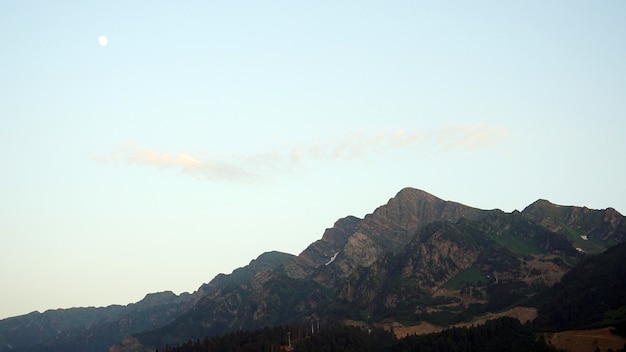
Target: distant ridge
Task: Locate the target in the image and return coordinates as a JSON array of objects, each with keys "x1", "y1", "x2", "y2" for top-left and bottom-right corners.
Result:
[
  {"x1": 522, "y1": 198, "x2": 625, "y2": 253},
  {"x1": 0, "y1": 291, "x2": 193, "y2": 352}
]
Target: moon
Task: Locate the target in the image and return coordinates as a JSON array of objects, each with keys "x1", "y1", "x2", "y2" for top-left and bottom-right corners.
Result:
[{"x1": 98, "y1": 35, "x2": 108, "y2": 47}]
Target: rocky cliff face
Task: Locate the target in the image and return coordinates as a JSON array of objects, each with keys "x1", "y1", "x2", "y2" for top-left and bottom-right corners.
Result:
[
  {"x1": 282, "y1": 188, "x2": 489, "y2": 289},
  {"x1": 280, "y1": 215, "x2": 361, "y2": 280},
  {"x1": 337, "y1": 187, "x2": 488, "y2": 268},
  {"x1": 335, "y1": 213, "x2": 580, "y2": 321}
]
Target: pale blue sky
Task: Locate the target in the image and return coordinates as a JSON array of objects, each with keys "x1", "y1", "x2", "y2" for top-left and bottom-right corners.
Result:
[{"x1": 1, "y1": 1, "x2": 625, "y2": 319}]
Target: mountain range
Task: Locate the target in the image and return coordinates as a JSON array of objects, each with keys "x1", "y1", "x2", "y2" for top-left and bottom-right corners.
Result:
[{"x1": 1, "y1": 187, "x2": 624, "y2": 352}]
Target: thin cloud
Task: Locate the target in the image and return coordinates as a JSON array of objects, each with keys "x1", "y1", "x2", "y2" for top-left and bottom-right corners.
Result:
[
  {"x1": 280, "y1": 129, "x2": 425, "y2": 163},
  {"x1": 102, "y1": 143, "x2": 253, "y2": 181},
  {"x1": 98, "y1": 124, "x2": 508, "y2": 182},
  {"x1": 433, "y1": 124, "x2": 509, "y2": 151},
  {"x1": 263, "y1": 125, "x2": 502, "y2": 164}
]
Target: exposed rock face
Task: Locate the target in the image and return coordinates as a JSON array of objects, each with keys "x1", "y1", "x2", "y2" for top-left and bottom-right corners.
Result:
[
  {"x1": 338, "y1": 220, "x2": 482, "y2": 309},
  {"x1": 369, "y1": 188, "x2": 487, "y2": 232},
  {"x1": 195, "y1": 251, "x2": 294, "y2": 300},
  {"x1": 285, "y1": 188, "x2": 489, "y2": 289},
  {"x1": 281, "y1": 216, "x2": 360, "y2": 279},
  {"x1": 339, "y1": 187, "x2": 487, "y2": 266},
  {"x1": 336, "y1": 213, "x2": 579, "y2": 314}
]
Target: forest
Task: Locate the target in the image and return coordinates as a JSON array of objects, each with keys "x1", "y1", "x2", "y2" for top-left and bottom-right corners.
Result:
[{"x1": 156, "y1": 317, "x2": 622, "y2": 352}]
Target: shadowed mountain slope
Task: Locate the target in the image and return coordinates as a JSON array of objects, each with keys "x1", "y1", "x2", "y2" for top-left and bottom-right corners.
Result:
[
  {"x1": 533, "y1": 241, "x2": 626, "y2": 330},
  {"x1": 0, "y1": 291, "x2": 192, "y2": 352}
]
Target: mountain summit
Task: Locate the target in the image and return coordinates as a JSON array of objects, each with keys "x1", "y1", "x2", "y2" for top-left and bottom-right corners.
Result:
[{"x1": 282, "y1": 188, "x2": 489, "y2": 287}]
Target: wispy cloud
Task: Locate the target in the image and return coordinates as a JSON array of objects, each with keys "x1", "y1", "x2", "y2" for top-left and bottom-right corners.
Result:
[
  {"x1": 281, "y1": 129, "x2": 423, "y2": 163},
  {"x1": 433, "y1": 124, "x2": 509, "y2": 151},
  {"x1": 97, "y1": 124, "x2": 508, "y2": 182},
  {"x1": 99, "y1": 143, "x2": 253, "y2": 181},
  {"x1": 268, "y1": 124, "x2": 505, "y2": 163}
]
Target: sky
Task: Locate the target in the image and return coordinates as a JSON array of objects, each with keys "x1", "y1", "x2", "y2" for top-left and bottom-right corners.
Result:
[{"x1": 1, "y1": 1, "x2": 625, "y2": 320}]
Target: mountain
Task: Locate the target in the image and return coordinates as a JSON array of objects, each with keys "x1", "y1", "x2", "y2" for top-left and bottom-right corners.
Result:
[
  {"x1": 129, "y1": 189, "x2": 489, "y2": 346},
  {"x1": 125, "y1": 188, "x2": 624, "y2": 350},
  {"x1": 2, "y1": 187, "x2": 624, "y2": 352},
  {"x1": 0, "y1": 291, "x2": 192, "y2": 352},
  {"x1": 132, "y1": 238, "x2": 626, "y2": 352},
  {"x1": 0, "y1": 251, "x2": 291, "y2": 352}
]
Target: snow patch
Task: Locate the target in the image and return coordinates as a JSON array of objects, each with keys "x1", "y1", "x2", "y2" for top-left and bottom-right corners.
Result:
[
  {"x1": 325, "y1": 252, "x2": 339, "y2": 266},
  {"x1": 580, "y1": 235, "x2": 588, "y2": 241}
]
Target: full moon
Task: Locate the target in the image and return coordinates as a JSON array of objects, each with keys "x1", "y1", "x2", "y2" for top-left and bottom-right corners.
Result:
[{"x1": 98, "y1": 35, "x2": 108, "y2": 47}]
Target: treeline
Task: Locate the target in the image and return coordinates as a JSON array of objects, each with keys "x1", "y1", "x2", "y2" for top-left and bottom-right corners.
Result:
[
  {"x1": 393, "y1": 317, "x2": 554, "y2": 352},
  {"x1": 159, "y1": 317, "x2": 560, "y2": 352},
  {"x1": 156, "y1": 325, "x2": 291, "y2": 352}
]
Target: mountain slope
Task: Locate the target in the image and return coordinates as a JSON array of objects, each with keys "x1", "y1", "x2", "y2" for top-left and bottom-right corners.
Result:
[
  {"x1": 533, "y1": 241, "x2": 626, "y2": 330},
  {"x1": 194, "y1": 251, "x2": 294, "y2": 299},
  {"x1": 161, "y1": 242, "x2": 626, "y2": 352},
  {"x1": 128, "y1": 188, "x2": 620, "y2": 350},
  {"x1": 0, "y1": 291, "x2": 192, "y2": 352},
  {"x1": 131, "y1": 189, "x2": 492, "y2": 346},
  {"x1": 0, "y1": 252, "x2": 291, "y2": 352},
  {"x1": 335, "y1": 212, "x2": 580, "y2": 325}
]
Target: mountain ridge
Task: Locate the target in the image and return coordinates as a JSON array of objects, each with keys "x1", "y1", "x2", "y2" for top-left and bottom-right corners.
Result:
[
  {"x1": 2, "y1": 187, "x2": 624, "y2": 352},
  {"x1": 127, "y1": 187, "x2": 623, "y2": 350},
  {"x1": 0, "y1": 291, "x2": 193, "y2": 352}
]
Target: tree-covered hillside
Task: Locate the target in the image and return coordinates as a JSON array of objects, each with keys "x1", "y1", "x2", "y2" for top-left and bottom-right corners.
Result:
[
  {"x1": 533, "y1": 241, "x2": 626, "y2": 331},
  {"x1": 160, "y1": 317, "x2": 565, "y2": 352}
]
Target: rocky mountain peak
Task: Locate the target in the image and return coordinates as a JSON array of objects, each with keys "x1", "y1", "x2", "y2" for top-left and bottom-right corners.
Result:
[
  {"x1": 605, "y1": 207, "x2": 624, "y2": 221},
  {"x1": 282, "y1": 188, "x2": 490, "y2": 289},
  {"x1": 366, "y1": 187, "x2": 488, "y2": 236},
  {"x1": 369, "y1": 186, "x2": 480, "y2": 226},
  {"x1": 521, "y1": 199, "x2": 560, "y2": 214}
]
